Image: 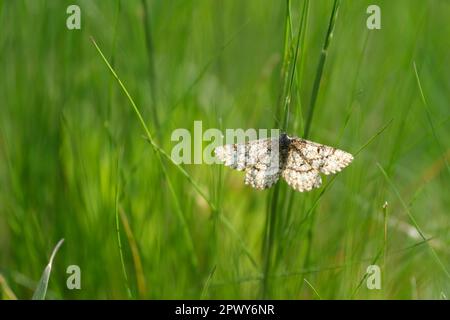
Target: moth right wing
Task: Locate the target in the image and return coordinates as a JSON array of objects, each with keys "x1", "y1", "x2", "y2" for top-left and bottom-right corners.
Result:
[
  {"x1": 281, "y1": 140, "x2": 322, "y2": 192},
  {"x1": 289, "y1": 138, "x2": 353, "y2": 175}
]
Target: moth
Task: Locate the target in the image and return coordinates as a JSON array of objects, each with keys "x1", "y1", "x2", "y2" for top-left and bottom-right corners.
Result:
[{"x1": 214, "y1": 133, "x2": 353, "y2": 192}]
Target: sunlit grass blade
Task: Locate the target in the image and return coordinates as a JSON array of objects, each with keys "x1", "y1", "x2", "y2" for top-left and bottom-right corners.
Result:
[
  {"x1": 119, "y1": 207, "x2": 147, "y2": 299},
  {"x1": 303, "y1": 278, "x2": 322, "y2": 299},
  {"x1": 0, "y1": 274, "x2": 17, "y2": 300},
  {"x1": 32, "y1": 239, "x2": 64, "y2": 300},
  {"x1": 114, "y1": 152, "x2": 132, "y2": 298}
]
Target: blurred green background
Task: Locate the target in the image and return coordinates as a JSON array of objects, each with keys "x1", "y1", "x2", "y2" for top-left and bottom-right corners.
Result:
[{"x1": 0, "y1": 0, "x2": 449, "y2": 299}]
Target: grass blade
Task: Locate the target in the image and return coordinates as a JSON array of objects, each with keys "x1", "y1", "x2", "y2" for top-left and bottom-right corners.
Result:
[
  {"x1": 299, "y1": 119, "x2": 393, "y2": 227},
  {"x1": 282, "y1": 0, "x2": 305, "y2": 131},
  {"x1": 303, "y1": 0, "x2": 340, "y2": 138},
  {"x1": 413, "y1": 61, "x2": 450, "y2": 176},
  {"x1": 377, "y1": 163, "x2": 450, "y2": 279},
  {"x1": 299, "y1": 0, "x2": 341, "y2": 291},
  {"x1": 304, "y1": 278, "x2": 322, "y2": 299},
  {"x1": 32, "y1": 239, "x2": 64, "y2": 300},
  {"x1": 200, "y1": 265, "x2": 216, "y2": 299},
  {"x1": 141, "y1": 0, "x2": 160, "y2": 133},
  {"x1": 114, "y1": 152, "x2": 132, "y2": 298},
  {"x1": 119, "y1": 207, "x2": 147, "y2": 299},
  {"x1": 91, "y1": 36, "x2": 259, "y2": 269},
  {"x1": 0, "y1": 274, "x2": 17, "y2": 300},
  {"x1": 92, "y1": 36, "x2": 215, "y2": 211}
]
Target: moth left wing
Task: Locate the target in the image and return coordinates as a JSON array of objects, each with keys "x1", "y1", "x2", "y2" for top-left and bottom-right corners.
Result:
[
  {"x1": 215, "y1": 138, "x2": 282, "y2": 189},
  {"x1": 214, "y1": 138, "x2": 278, "y2": 171}
]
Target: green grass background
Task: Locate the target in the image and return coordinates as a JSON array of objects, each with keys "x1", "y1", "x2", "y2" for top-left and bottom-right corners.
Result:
[{"x1": 1, "y1": 0, "x2": 449, "y2": 299}]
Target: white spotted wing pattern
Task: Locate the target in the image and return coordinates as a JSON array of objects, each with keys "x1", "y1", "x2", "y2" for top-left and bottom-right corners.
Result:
[{"x1": 214, "y1": 133, "x2": 353, "y2": 192}]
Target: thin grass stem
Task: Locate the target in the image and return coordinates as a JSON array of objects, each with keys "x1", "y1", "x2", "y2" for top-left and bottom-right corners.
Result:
[{"x1": 303, "y1": 0, "x2": 340, "y2": 139}]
